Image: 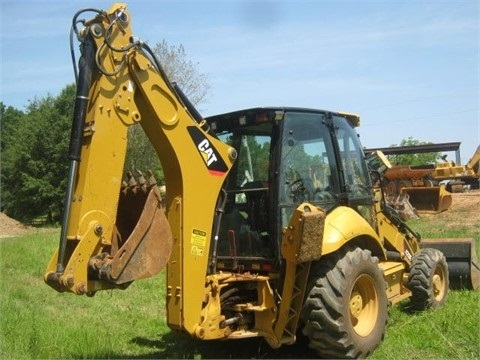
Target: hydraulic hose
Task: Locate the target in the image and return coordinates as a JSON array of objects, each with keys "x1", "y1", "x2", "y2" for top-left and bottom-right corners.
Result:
[
  {"x1": 56, "y1": 33, "x2": 95, "y2": 273},
  {"x1": 171, "y1": 82, "x2": 203, "y2": 122}
]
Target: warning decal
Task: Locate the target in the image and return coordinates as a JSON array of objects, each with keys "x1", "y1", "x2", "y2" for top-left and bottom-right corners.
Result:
[{"x1": 191, "y1": 228, "x2": 207, "y2": 256}]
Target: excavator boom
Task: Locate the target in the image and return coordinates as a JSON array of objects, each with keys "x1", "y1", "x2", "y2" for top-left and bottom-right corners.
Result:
[
  {"x1": 44, "y1": 3, "x2": 235, "y2": 307},
  {"x1": 467, "y1": 145, "x2": 480, "y2": 176}
]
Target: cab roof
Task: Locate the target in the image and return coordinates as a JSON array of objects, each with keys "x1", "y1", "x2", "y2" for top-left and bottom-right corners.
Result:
[{"x1": 205, "y1": 107, "x2": 360, "y2": 128}]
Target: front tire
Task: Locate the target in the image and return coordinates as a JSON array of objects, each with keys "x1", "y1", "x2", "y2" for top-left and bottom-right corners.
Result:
[
  {"x1": 407, "y1": 247, "x2": 449, "y2": 310},
  {"x1": 301, "y1": 248, "x2": 388, "y2": 359}
]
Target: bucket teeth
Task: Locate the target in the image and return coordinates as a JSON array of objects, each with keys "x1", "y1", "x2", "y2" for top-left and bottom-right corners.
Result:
[
  {"x1": 127, "y1": 171, "x2": 138, "y2": 188},
  {"x1": 122, "y1": 170, "x2": 158, "y2": 195},
  {"x1": 136, "y1": 170, "x2": 146, "y2": 187},
  {"x1": 145, "y1": 170, "x2": 157, "y2": 187}
]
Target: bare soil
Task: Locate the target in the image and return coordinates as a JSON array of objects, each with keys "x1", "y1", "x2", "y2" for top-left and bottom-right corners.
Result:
[
  {"x1": 0, "y1": 190, "x2": 478, "y2": 237},
  {"x1": 0, "y1": 213, "x2": 33, "y2": 238},
  {"x1": 420, "y1": 190, "x2": 480, "y2": 228}
]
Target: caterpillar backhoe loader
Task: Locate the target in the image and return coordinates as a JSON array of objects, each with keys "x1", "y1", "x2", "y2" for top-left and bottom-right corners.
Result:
[
  {"x1": 381, "y1": 145, "x2": 480, "y2": 214},
  {"x1": 383, "y1": 165, "x2": 453, "y2": 214},
  {"x1": 432, "y1": 145, "x2": 480, "y2": 191},
  {"x1": 45, "y1": 3, "x2": 463, "y2": 358}
]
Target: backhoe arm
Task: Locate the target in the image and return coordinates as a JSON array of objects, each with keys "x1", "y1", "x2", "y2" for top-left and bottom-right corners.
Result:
[
  {"x1": 44, "y1": 4, "x2": 236, "y2": 301},
  {"x1": 467, "y1": 145, "x2": 480, "y2": 174}
]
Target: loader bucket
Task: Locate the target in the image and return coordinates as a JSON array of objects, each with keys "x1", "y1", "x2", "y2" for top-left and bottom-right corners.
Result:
[
  {"x1": 421, "y1": 238, "x2": 480, "y2": 290},
  {"x1": 400, "y1": 185, "x2": 452, "y2": 214}
]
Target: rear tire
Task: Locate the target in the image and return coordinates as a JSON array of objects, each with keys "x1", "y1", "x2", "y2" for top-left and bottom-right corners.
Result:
[
  {"x1": 301, "y1": 248, "x2": 388, "y2": 359},
  {"x1": 407, "y1": 247, "x2": 449, "y2": 310}
]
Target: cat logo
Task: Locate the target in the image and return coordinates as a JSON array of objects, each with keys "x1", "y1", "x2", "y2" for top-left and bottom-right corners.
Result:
[
  {"x1": 198, "y1": 139, "x2": 218, "y2": 166},
  {"x1": 187, "y1": 126, "x2": 228, "y2": 176}
]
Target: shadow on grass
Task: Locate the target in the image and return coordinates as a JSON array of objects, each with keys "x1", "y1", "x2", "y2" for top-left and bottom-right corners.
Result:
[
  {"x1": 397, "y1": 299, "x2": 418, "y2": 315},
  {"x1": 110, "y1": 330, "x2": 318, "y2": 359}
]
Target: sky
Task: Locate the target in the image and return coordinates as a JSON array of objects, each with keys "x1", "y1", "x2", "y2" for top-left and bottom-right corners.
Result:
[{"x1": 1, "y1": 0, "x2": 479, "y2": 164}]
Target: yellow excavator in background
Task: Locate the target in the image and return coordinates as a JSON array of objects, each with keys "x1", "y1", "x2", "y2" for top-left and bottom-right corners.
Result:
[
  {"x1": 43, "y1": 4, "x2": 476, "y2": 359},
  {"x1": 382, "y1": 145, "x2": 480, "y2": 215},
  {"x1": 432, "y1": 145, "x2": 480, "y2": 192},
  {"x1": 383, "y1": 165, "x2": 453, "y2": 214}
]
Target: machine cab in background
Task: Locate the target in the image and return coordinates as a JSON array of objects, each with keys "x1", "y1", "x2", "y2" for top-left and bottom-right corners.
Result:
[{"x1": 206, "y1": 108, "x2": 374, "y2": 273}]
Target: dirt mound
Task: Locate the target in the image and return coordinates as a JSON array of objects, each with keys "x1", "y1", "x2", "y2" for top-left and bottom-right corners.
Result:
[
  {"x1": 440, "y1": 190, "x2": 480, "y2": 227},
  {"x1": 417, "y1": 189, "x2": 480, "y2": 225},
  {"x1": 0, "y1": 213, "x2": 32, "y2": 238}
]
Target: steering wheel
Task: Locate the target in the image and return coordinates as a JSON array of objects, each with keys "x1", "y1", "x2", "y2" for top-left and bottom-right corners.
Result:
[
  {"x1": 289, "y1": 178, "x2": 310, "y2": 202},
  {"x1": 312, "y1": 188, "x2": 334, "y2": 201}
]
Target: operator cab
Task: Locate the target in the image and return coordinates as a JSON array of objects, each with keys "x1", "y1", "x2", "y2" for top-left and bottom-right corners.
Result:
[{"x1": 206, "y1": 107, "x2": 374, "y2": 273}]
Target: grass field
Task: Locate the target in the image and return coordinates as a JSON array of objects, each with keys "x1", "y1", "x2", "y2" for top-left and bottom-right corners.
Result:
[{"x1": 1, "y1": 211, "x2": 479, "y2": 359}]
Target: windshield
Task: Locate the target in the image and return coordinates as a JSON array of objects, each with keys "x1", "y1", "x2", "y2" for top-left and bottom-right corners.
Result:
[
  {"x1": 218, "y1": 132, "x2": 270, "y2": 187},
  {"x1": 215, "y1": 124, "x2": 274, "y2": 265},
  {"x1": 279, "y1": 112, "x2": 338, "y2": 227},
  {"x1": 332, "y1": 115, "x2": 375, "y2": 225},
  {"x1": 332, "y1": 116, "x2": 371, "y2": 193}
]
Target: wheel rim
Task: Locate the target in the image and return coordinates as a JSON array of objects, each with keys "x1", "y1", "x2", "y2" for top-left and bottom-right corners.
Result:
[
  {"x1": 432, "y1": 263, "x2": 447, "y2": 301},
  {"x1": 349, "y1": 274, "x2": 378, "y2": 337}
]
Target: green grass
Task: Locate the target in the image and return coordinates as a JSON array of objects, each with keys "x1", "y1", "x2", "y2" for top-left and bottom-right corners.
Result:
[
  {"x1": 408, "y1": 210, "x2": 480, "y2": 264},
  {"x1": 372, "y1": 292, "x2": 480, "y2": 360},
  {"x1": 1, "y1": 225, "x2": 479, "y2": 359}
]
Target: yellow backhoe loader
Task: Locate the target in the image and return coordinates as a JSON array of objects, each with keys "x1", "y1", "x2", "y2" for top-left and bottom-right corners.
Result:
[
  {"x1": 382, "y1": 145, "x2": 480, "y2": 214},
  {"x1": 368, "y1": 152, "x2": 480, "y2": 291},
  {"x1": 382, "y1": 165, "x2": 452, "y2": 214},
  {"x1": 43, "y1": 4, "x2": 477, "y2": 358},
  {"x1": 432, "y1": 145, "x2": 480, "y2": 192}
]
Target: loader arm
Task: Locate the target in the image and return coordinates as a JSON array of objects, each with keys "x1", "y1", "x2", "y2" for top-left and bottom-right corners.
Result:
[
  {"x1": 467, "y1": 145, "x2": 480, "y2": 175},
  {"x1": 44, "y1": 3, "x2": 236, "y2": 333}
]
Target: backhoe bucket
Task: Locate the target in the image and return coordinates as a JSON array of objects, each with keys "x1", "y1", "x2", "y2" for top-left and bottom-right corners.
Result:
[
  {"x1": 99, "y1": 178, "x2": 173, "y2": 285},
  {"x1": 421, "y1": 238, "x2": 480, "y2": 290},
  {"x1": 401, "y1": 185, "x2": 452, "y2": 214},
  {"x1": 45, "y1": 172, "x2": 173, "y2": 294}
]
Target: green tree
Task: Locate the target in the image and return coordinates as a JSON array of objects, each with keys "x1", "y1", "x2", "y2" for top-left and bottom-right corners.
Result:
[
  {"x1": 1, "y1": 103, "x2": 27, "y2": 214},
  {"x1": 1, "y1": 86, "x2": 75, "y2": 223},
  {"x1": 1, "y1": 103, "x2": 25, "y2": 153},
  {"x1": 387, "y1": 137, "x2": 440, "y2": 166}
]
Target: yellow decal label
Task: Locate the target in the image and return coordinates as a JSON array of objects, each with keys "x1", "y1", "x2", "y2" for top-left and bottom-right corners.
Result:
[
  {"x1": 191, "y1": 229, "x2": 207, "y2": 256},
  {"x1": 191, "y1": 245, "x2": 204, "y2": 256}
]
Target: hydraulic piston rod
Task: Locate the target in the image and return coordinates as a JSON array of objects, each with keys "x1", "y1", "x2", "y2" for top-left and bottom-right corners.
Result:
[{"x1": 56, "y1": 34, "x2": 95, "y2": 273}]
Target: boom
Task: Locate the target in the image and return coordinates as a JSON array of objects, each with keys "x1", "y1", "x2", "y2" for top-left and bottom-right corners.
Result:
[{"x1": 44, "y1": 3, "x2": 236, "y2": 333}]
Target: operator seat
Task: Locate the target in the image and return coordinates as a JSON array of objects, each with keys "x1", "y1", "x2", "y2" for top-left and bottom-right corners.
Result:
[{"x1": 242, "y1": 181, "x2": 269, "y2": 233}]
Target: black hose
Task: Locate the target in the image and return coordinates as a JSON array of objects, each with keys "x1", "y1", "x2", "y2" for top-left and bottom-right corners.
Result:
[
  {"x1": 68, "y1": 35, "x2": 95, "y2": 161},
  {"x1": 171, "y1": 81, "x2": 203, "y2": 123},
  {"x1": 71, "y1": 8, "x2": 103, "y2": 37},
  {"x1": 209, "y1": 189, "x2": 228, "y2": 274}
]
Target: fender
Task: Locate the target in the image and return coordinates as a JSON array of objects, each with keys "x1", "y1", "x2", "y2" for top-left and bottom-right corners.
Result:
[{"x1": 322, "y1": 206, "x2": 385, "y2": 257}]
